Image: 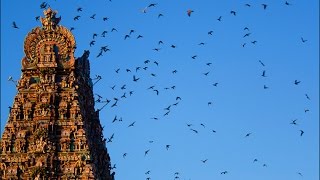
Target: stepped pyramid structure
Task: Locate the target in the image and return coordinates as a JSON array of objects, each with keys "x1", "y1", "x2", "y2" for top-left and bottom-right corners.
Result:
[{"x1": 0, "y1": 8, "x2": 114, "y2": 180}]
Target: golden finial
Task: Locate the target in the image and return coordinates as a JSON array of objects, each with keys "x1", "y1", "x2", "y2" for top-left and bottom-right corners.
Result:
[{"x1": 40, "y1": 8, "x2": 61, "y2": 31}]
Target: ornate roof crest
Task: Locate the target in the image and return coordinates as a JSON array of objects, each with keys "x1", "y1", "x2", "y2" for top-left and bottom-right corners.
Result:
[
  {"x1": 40, "y1": 8, "x2": 61, "y2": 31},
  {"x1": 22, "y1": 8, "x2": 75, "y2": 70}
]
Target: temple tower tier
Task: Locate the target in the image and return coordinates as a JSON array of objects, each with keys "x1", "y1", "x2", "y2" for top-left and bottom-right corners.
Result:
[{"x1": 0, "y1": 8, "x2": 114, "y2": 180}]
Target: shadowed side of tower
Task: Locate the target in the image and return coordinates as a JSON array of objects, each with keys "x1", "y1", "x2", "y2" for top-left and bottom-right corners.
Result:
[{"x1": 0, "y1": 8, "x2": 114, "y2": 180}]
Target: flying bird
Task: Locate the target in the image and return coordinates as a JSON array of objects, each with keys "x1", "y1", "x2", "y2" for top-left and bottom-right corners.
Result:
[
  {"x1": 261, "y1": 70, "x2": 267, "y2": 77},
  {"x1": 89, "y1": 40, "x2": 95, "y2": 47},
  {"x1": 190, "y1": 129, "x2": 198, "y2": 133},
  {"x1": 144, "y1": 149, "x2": 150, "y2": 156},
  {"x1": 262, "y1": 4, "x2": 268, "y2": 10},
  {"x1": 133, "y1": 75, "x2": 140, "y2": 82},
  {"x1": 74, "y1": 15, "x2": 80, "y2": 21},
  {"x1": 259, "y1": 60, "x2": 265, "y2": 66},
  {"x1": 187, "y1": 9, "x2": 194, "y2": 17},
  {"x1": 230, "y1": 11, "x2": 236, "y2": 16},
  {"x1": 148, "y1": 3, "x2": 157, "y2": 7},
  {"x1": 90, "y1": 14, "x2": 96, "y2": 19},
  {"x1": 128, "y1": 121, "x2": 136, "y2": 127},
  {"x1": 40, "y1": 2, "x2": 48, "y2": 9},
  {"x1": 301, "y1": 37, "x2": 307, "y2": 43},
  {"x1": 305, "y1": 94, "x2": 310, "y2": 100},
  {"x1": 201, "y1": 159, "x2": 208, "y2": 163},
  {"x1": 217, "y1": 16, "x2": 222, "y2": 21},
  {"x1": 294, "y1": 80, "x2": 301, "y2": 85},
  {"x1": 124, "y1": 34, "x2": 130, "y2": 40},
  {"x1": 290, "y1": 119, "x2": 298, "y2": 125},
  {"x1": 221, "y1": 171, "x2": 228, "y2": 174},
  {"x1": 285, "y1": 1, "x2": 292, "y2": 5},
  {"x1": 299, "y1": 130, "x2": 304, "y2": 136},
  {"x1": 12, "y1": 21, "x2": 19, "y2": 29}
]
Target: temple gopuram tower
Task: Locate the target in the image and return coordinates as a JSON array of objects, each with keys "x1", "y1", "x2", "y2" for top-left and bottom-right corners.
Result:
[{"x1": 0, "y1": 8, "x2": 114, "y2": 180}]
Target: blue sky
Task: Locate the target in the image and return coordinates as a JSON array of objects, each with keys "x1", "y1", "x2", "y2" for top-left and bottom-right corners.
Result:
[{"x1": 1, "y1": 0, "x2": 319, "y2": 179}]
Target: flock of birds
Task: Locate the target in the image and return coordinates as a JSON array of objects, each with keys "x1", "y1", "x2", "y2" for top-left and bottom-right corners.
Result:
[{"x1": 7, "y1": 1, "x2": 316, "y2": 179}]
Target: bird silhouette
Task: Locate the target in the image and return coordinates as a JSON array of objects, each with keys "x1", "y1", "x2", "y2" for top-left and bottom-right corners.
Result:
[
  {"x1": 153, "y1": 90, "x2": 159, "y2": 95},
  {"x1": 128, "y1": 121, "x2": 136, "y2": 127},
  {"x1": 217, "y1": 16, "x2": 222, "y2": 21},
  {"x1": 203, "y1": 72, "x2": 210, "y2": 76},
  {"x1": 305, "y1": 94, "x2": 310, "y2": 100},
  {"x1": 90, "y1": 14, "x2": 96, "y2": 19},
  {"x1": 299, "y1": 130, "x2": 304, "y2": 136},
  {"x1": 262, "y1": 4, "x2": 268, "y2": 10},
  {"x1": 40, "y1": 2, "x2": 48, "y2": 9},
  {"x1": 245, "y1": 133, "x2": 252, "y2": 137},
  {"x1": 137, "y1": 35, "x2": 143, "y2": 39},
  {"x1": 93, "y1": 33, "x2": 98, "y2": 39},
  {"x1": 212, "y1": 83, "x2": 218, "y2": 87},
  {"x1": 187, "y1": 9, "x2": 194, "y2": 17},
  {"x1": 294, "y1": 80, "x2": 301, "y2": 85},
  {"x1": 103, "y1": 17, "x2": 109, "y2": 21},
  {"x1": 230, "y1": 11, "x2": 236, "y2": 16},
  {"x1": 158, "y1": 13, "x2": 164, "y2": 18},
  {"x1": 77, "y1": 7, "x2": 83, "y2": 12},
  {"x1": 191, "y1": 55, "x2": 197, "y2": 59},
  {"x1": 124, "y1": 34, "x2": 130, "y2": 40},
  {"x1": 148, "y1": 3, "x2": 157, "y2": 7},
  {"x1": 164, "y1": 111, "x2": 170, "y2": 116},
  {"x1": 259, "y1": 60, "x2": 265, "y2": 66},
  {"x1": 12, "y1": 21, "x2": 19, "y2": 29},
  {"x1": 201, "y1": 159, "x2": 208, "y2": 163},
  {"x1": 190, "y1": 129, "x2": 198, "y2": 133},
  {"x1": 111, "y1": 28, "x2": 118, "y2": 32},
  {"x1": 301, "y1": 37, "x2": 307, "y2": 43},
  {"x1": 144, "y1": 149, "x2": 150, "y2": 156},
  {"x1": 243, "y1": 33, "x2": 251, "y2": 38},
  {"x1": 244, "y1": 27, "x2": 250, "y2": 31},
  {"x1": 285, "y1": 1, "x2": 292, "y2": 5},
  {"x1": 74, "y1": 15, "x2": 80, "y2": 21},
  {"x1": 290, "y1": 119, "x2": 298, "y2": 125},
  {"x1": 166, "y1": 145, "x2": 171, "y2": 150},
  {"x1": 221, "y1": 171, "x2": 228, "y2": 174},
  {"x1": 261, "y1": 70, "x2": 267, "y2": 77},
  {"x1": 208, "y1": 31, "x2": 213, "y2": 35},
  {"x1": 133, "y1": 75, "x2": 140, "y2": 82},
  {"x1": 90, "y1": 40, "x2": 95, "y2": 47},
  {"x1": 245, "y1": 4, "x2": 251, "y2": 7},
  {"x1": 253, "y1": 159, "x2": 258, "y2": 163}
]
